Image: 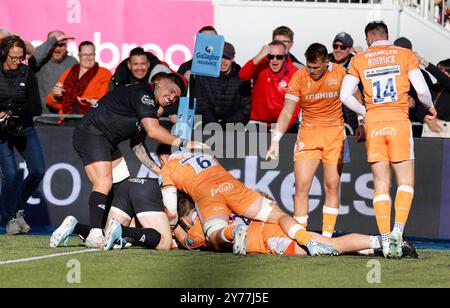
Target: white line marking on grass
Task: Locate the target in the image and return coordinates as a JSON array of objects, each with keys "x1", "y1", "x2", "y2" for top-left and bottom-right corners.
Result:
[{"x1": 0, "y1": 249, "x2": 101, "y2": 265}]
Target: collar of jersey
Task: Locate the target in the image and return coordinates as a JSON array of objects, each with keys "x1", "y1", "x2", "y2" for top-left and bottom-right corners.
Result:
[{"x1": 370, "y1": 40, "x2": 392, "y2": 48}]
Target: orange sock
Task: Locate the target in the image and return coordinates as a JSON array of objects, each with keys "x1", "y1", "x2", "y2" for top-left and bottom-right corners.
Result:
[
  {"x1": 394, "y1": 185, "x2": 414, "y2": 233},
  {"x1": 222, "y1": 225, "x2": 237, "y2": 242},
  {"x1": 322, "y1": 206, "x2": 339, "y2": 238},
  {"x1": 373, "y1": 193, "x2": 392, "y2": 236},
  {"x1": 288, "y1": 225, "x2": 312, "y2": 246}
]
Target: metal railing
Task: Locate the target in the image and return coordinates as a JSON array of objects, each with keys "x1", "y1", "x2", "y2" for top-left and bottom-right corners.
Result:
[{"x1": 401, "y1": 0, "x2": 450, "y2": 30}]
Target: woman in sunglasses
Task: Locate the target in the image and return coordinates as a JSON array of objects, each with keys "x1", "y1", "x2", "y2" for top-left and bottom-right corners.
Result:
[{"x1": 0, "y1": 35, "x2": 44, "y2": 235}]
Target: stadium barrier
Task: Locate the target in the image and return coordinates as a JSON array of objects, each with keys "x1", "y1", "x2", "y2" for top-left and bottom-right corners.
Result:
[{"x1": 1, "y1": 126, "x2": 449, "y2": 240}]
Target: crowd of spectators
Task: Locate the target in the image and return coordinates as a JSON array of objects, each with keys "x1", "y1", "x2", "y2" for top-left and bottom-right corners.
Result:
[{"x1": 1, "y1": 25, "x2": 448, "y2": 135}]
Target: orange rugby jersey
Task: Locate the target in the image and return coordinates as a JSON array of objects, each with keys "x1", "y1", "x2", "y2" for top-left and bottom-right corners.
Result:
[
  {"x1": 161, "y1": 152, "x2": 233, "y2": 201},
  {"x1": 286, "y1": 63, "x2": 346, "y2": 127},
  {"x1": 348, "y1": 41, "x2": 420, "y2": 122}
]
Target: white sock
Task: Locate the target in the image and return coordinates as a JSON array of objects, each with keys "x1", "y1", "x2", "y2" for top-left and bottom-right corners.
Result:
[
  {"x1": 370, "y1": 235, "x2": 382, "y2": 249},
  {"x1": 393, "y1": 222, "x2": 405, "y2": 235},
  {"x1": 358, "y1": 249, "x2": 375, "y2": 256}
]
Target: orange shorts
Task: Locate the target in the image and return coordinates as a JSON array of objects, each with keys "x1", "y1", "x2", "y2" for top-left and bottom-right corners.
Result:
[
  {"x1": 196, "y1": 178, "x2": 261, "y2": 223},
  {"x1": 365, "y1": 120, "x2": 414, "y2": 163},
  {"x1": 246, "y1": 222, "x2": 296, "y2": 255},
  {"x1": 294, "y1": 124, "x2": 348, "y2": 164}
]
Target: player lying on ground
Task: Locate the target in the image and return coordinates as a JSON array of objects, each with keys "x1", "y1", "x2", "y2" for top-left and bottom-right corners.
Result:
[
  {"x1": 173, "y1": 194, "x2": 418, "y2": 258},
  {"x1": 50, "y1": 176, "x2": 172, "y2": 251},
  {"x1": 157, "y1": 144, "x2": 338, "y2": 256}
]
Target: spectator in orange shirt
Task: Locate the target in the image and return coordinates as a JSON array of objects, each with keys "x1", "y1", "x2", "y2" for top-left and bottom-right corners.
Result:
[{"x1": 46, "y1": 41, "x2": 111, "y2": 125}]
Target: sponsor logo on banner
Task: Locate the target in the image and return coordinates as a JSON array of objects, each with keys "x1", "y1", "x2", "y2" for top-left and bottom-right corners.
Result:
[{"x1": 211, "y1": 183, "x2": 234, "y2": 197}]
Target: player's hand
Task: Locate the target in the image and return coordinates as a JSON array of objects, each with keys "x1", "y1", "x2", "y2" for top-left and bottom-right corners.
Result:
[
  {"x1": 414, "y1": 52, "x2": 429, "y2": 69},
  {"x1": 265, "y1": 141, "x2": 280, "y2": 160},
  {"x1": 408, "y1": 96, "x2": 416, "y2": 109},
  {"x1": 356, "y1": 125, "x2": 366, "y2": 143},
  {"x1": 186, "y1": 140, "x2": 210, "y2": 150}
]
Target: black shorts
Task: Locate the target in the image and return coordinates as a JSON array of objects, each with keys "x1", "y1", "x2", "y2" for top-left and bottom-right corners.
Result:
[
  {"x1": 111, "y1": 178, "x2": 164, "y2": 218},
  {"x1": 73, "y1": 128, "x2": 122, "y2": 166}
]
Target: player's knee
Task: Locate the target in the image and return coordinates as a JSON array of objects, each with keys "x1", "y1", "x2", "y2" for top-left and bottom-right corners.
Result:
[
  {"x1": 254, "y1": 198, "x2": 276, "y2": 223},
  {"x1": 157, "y1": 235, "x2": 173, "y2": 251},
  {"x1": 323, "y1": 180, "x2": 340, "y2": 194}
]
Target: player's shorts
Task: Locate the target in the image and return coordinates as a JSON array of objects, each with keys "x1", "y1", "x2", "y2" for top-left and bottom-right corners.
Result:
[
  {"x1": 294, "y1": 124, "x2": 349, "y2": 164},
  {"x1": 246, "y1": 222, "x2": 297, "y2": 255},
  {"x1": 365, "y1": 120, "x2": 414, "y2": 163},
  {"x1": 73, "y1": 128, "x2": 122, "y2": 166},
  {"x1": 196, "y1": 178, "x2": 261, "y2": 223},
  {"x1": 110, "y1": 178, "x2": 164, "y2": 220}
]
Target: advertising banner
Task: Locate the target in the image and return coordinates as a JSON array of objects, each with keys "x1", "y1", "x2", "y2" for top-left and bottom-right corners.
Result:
[{"x1": 2, "y1": 127, "x2": 449, "y2": 240}]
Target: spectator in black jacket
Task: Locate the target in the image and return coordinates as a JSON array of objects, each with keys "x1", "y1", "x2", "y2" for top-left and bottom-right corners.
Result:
[
  {"x1": 394, "y1": 38, "x2": 435, "y2": 137},
  {"x1": 0, "y1": 36, "x2": 44, "y2": 235},
  {"x1": 109, "y1": 47, "x2": 169, "y2": 90},
  {"x1": 196, "y1": 42, "x2": 251, "y2": 127},
  {"x1": 416, "y1": 55, "x2": 450, "y2": 132}
]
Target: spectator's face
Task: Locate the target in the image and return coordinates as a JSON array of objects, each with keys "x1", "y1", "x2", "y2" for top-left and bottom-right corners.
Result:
[
  {"x1": 154, "y1": 78, "x2": 182, "y2": 107},
  {"x1": 128, "y1": 55, "x2": 150, "y2": 80},
  {"x1": 306, "y1": 58, "x2": 329, "y2": 81},
  {"x1": 4, "y1": 46, "x2": 24, "y2": 71},
  {"x1": 221, "y1": 57, "x2": 234, "y2": 74},
  {"x1": 201, "y1": 30, "x2": 217, "y2": 35},
  {"x1": 332, "y1": 40, "x2": 352, "y2": 64},
  {"x1": 51, "y1": 41, "x2": 68, "y2": 63},
  {"x1": 79, "y1": 45, "x2": 96, "y2": 69},
  {"x1": 268, "y1": 45, "x2": 287, "y2": 74},
  {"x1": 274, "y1": 34, "x2": 293, "y2": 52}
]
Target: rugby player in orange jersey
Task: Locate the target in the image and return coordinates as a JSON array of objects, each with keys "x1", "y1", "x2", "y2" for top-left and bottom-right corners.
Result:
[
  {"x1": 156, "y1": 144, "x2": 338, "y2": 256},
  {"x1": 340, "y1": 21, "x2": 437, "y2": 258},
  {"x1": 266, "y1": 43, "x2": 362, "y2": 238},
  {"x1": 173, "y1": 194, "x2": 418, "y2": 258}
]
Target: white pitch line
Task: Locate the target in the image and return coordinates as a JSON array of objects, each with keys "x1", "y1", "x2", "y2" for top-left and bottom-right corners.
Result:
[{"x1": 0, "y1": 249, "x2": 101, "y2": 265}]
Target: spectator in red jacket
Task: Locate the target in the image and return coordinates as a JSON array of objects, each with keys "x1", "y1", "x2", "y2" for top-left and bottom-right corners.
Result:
[{"x1": 240, "y1": 40, "x2": 300, "y2": 131}]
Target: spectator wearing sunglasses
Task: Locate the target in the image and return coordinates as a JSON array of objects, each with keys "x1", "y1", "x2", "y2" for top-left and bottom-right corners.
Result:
[
  {"x1": 29, "y1": 30, "x2": 77, "y2": 125},
  {"x1": 240, "y1": 40, "x2": 300, "y2": 131},
  {"x1": 329, "y1": 32, "x2": 354, "y2": 71},
  {"x1": 329, "y1": 32, "x2": 359, "y2": 134}
]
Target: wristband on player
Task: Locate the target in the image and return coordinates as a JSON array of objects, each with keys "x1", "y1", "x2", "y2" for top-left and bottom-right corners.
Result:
[
  {"x1": 272, "y1": 130, "x2": 283, "y2": 143},
  {"x1": 357, "y1": 115, "x2": 365, "y2": 126}
]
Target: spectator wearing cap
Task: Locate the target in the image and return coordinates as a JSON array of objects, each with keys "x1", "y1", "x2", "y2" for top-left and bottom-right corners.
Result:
[
  {"x1": 240, "y1": 40, "x2": 300, "y2": 131},
  {"x1": 178, "y1": 26, "x2": 218, "y2": 81},
  {"x1": 272, "y1": 26, "x2": 305, "y2": 69},
  {"x1": 196, "y1": 42, "x2": 251, "y2": 127},
  {"x1": 393, "y1": 37, "x2": 434, "y2": 137},
  {"x1": 329, "y1": 32, "x2": 354, "y2": 70},
  {"x1": 329, "y1": 32, "x2": 360, "y2": 134},
  {"x1": 29, "y1": 30, "x2": 78, "y2": 124}
]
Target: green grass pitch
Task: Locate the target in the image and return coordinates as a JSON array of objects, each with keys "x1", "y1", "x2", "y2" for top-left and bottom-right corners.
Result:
[{"x1": 1, "y1": 235, "x2": 450, "y2": 288}]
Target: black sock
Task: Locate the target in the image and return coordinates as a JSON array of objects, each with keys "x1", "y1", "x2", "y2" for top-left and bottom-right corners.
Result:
[
  {"x1": 74, "y1": 223, "x2": 92, "y2": 239},
  {"x1": 89, "y1": 192, "x2": 108, "y2": 228},
  {"x1": 122, "y1": 226, "x2": 162, "y2": 249}
]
